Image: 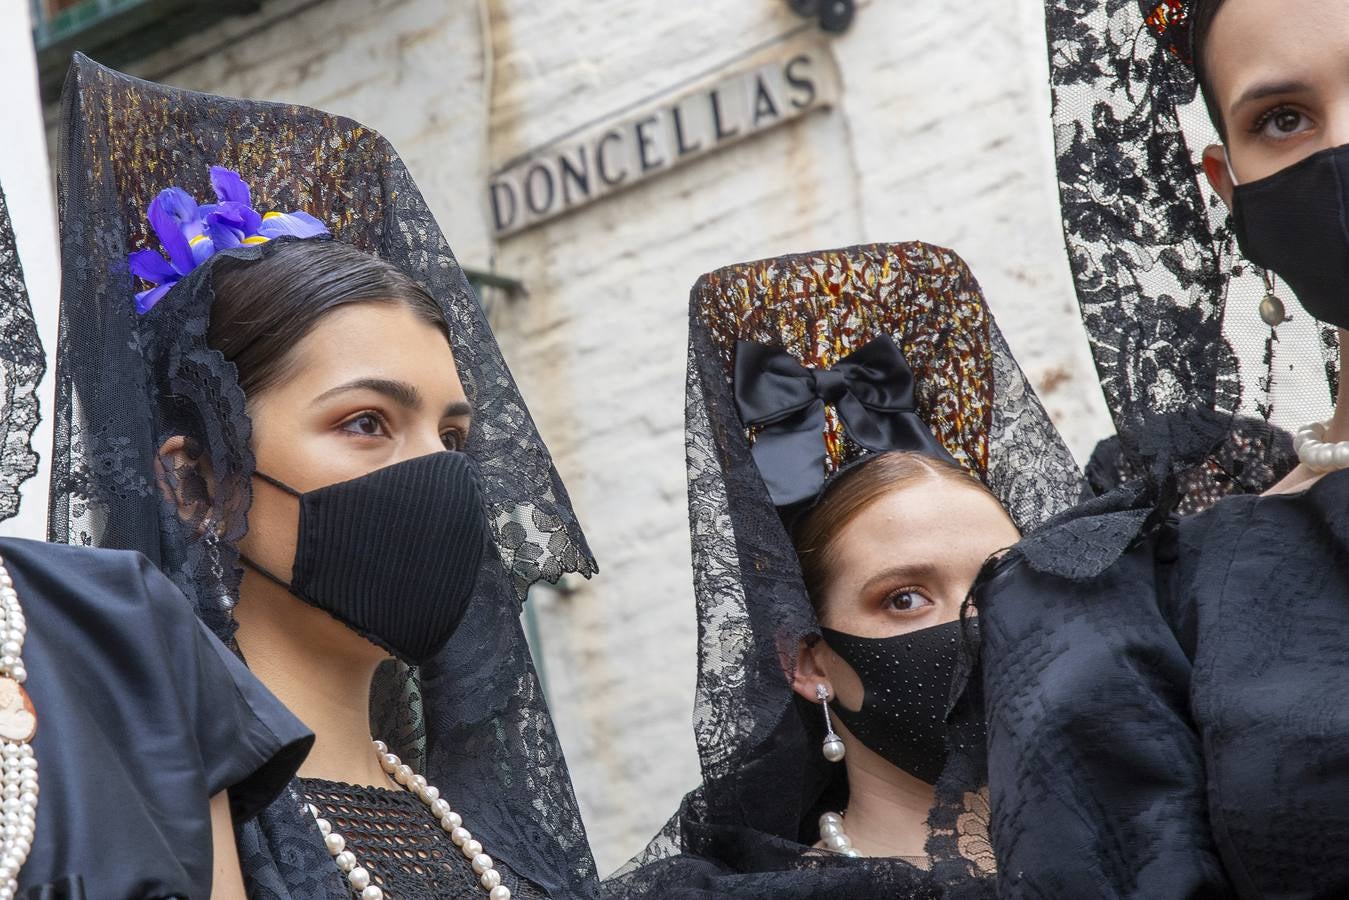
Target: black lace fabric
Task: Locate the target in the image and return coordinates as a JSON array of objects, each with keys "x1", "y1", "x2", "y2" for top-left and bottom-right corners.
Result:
[
  {"x1": 300, "y1": 779, "x2": 547, "y2": 900},
  {"x1": 1085, "y1": 413, "x2": 1296, "y2": 514},
  {"x1": 0, "y1": 183, "x2": 45, "y2": 524},
  {"x1": 1048, "y1": 0, "x2": 1335, "y2": 501},
  {"x1": 607, "y1": 244, "x2": 1083, "y2": 899},
  {"x1": 52, "y1": 55, "x2": 595, "y2": 898}
]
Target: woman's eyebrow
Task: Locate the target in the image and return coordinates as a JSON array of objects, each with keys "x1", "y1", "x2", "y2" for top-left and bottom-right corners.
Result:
[
  {"x1": 857, "y1": 562, "x2": 938, "y2": 595},
  {"x1": 443, "y1": 400, "x2": 473, "y2": 419},
  {"x1": 313, "y1": 377, "x2": 423, "y2": 410},
  {"x1": 1230, "y1": 79, "x2": 1311, "y2": 116}
]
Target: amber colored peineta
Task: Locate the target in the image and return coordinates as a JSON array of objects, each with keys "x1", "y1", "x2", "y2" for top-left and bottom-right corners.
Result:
[
  {"x1": 1141, "y1": 0, "x2": 1194, "y2": 65},
  {"x1": 691, "y1": 242, "x2": 995, "y2": 487}
]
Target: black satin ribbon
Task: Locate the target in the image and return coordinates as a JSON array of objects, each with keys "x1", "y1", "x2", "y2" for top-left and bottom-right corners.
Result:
[{"x1": 733, "y1": 335, "x2": 953, "y2": 507}]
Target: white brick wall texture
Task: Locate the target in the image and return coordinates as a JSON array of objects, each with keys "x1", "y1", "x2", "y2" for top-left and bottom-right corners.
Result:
[{"x1": 21, "y1": 0, "x2": 1114, "y2": 875}]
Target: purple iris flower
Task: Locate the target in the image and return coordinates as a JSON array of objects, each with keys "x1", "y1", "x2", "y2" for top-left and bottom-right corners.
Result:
[{"x1": 127, "y1": 166, "x2": 329, "y2": 314}]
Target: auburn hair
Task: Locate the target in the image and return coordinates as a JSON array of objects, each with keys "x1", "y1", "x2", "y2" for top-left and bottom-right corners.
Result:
[{"x1": 792, "y1": 451, "x2": 996, "y2": 611}]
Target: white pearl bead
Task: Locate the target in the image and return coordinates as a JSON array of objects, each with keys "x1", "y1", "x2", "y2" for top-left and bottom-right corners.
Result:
[
  {"x1": 306, "y1": 804, "x2": 320, "y2": 818},
  {"x1": 843, "y1": 848, "x2": 862, "y2": 858},
  {"x1": 489, "y1": 886, "x2": 511, "y2": 900},
  {"x1": 1, "y1": 643, "x2": 20, "y2": 659},
  {"x1": 372, "y1": 740, "x2": 388, "y2": 754},
  {"x1": 441, "y1": 811, "x2": 463, "y2": 830},
  {"x1": 1318, "y1": 444, "x2": 1338, "y2": 470},
  {"x1": 335, "y1": 850, "x2": 357, "y2": 873},
  {"x1": 481, "y1": 869, "x2": 503, "y2": 890},
  {"x1": 820, "y1": 812, "x2": 843, "y2": 828},
  {"x1": 819, "y1": 821, "x2": 843, "y2": 839},
  {"x1": 1332, "y1": 443, "x2": 1349, "y2": 469},
  {"x1": 462, "y1": 838, "x2": 483, "y2": 859},
  {"x1": 430, "y1": 798, "x2": 452, "y2": 820},
  {"x1": 315, "y1": 817, "x2": 332, "y2": 836},
  {"x1": 348, "y1": 866, "x2": 371, "y2": 890},
  {"x1": 394, "y1": 764, "x2": 414, "y2": 785},
  {"x1": 324, "y1": 832, "x2": 345, "y2": 855},
  {"x1": 413, "y1": 774, "x2": 428, "y2": 789},
  {"x1": 380, "y1": 753, "x2": 399, "y2": 773},
  {"x1": 825, "y1": 833, "x2": 853, "y2": 852},
  {"x1": 422, "y1": 784, "x2": 440, "y2": 802},
  {"x1": 472, "y1": 853, "x2": 494, "y2": 874},
  {"x1": 822, "y1": 737, "x2": 846, "y2": 763},
  {"x1": 451, "y1": 826, "x2": 471, "y2": 846},
  {"x1": 361, "y1": 886, "x2": 383, "y2": 900}
]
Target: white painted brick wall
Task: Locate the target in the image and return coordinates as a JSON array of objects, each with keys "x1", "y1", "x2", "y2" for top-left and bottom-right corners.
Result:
[{"x1": 20, "y1": 0, "x2": 1114, "y2": 875}]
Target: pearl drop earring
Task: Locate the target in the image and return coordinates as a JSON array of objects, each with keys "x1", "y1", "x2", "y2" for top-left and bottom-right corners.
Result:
[
  {"x1": 1259, "y1": 269, "x2": 1289, "y2": 327},
  {"x1": 817, "y1": 683, "x2": 846, "y2": 763}
]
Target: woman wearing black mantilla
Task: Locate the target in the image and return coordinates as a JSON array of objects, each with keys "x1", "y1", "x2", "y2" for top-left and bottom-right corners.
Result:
[
  {"x1": 977, "y1": 1, "x2": 1349, "y2": 897},
  {"x1": 608, "y1": 243, "x2": 1084, "y2": 899},
  {"x1": 50, "y1": 56, "x2": 599, "y2": 899}
]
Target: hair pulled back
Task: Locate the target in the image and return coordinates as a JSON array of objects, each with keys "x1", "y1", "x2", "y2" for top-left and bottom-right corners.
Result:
[{"x1": 207, "y1": 239, "x2": 448, "y2": 398}]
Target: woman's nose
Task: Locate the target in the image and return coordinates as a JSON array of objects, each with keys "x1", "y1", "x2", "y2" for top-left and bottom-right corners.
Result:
[{"x1": 404, "y1": 428, "x2": 450, "y2": 461}]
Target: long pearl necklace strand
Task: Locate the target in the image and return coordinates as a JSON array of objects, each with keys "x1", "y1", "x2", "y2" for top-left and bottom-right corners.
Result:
[
  {"x1": 1294, "y1": 420, "x2": 1349, "y2": 472},
  {"x1": 307, "y1": 740, "x2": 511, "y2": 900},
  {"x1": 817, "y1": 811, "x2": 861, "y2": 858},
  {"x1": 0, "y1": 559, "x2": 37, "y2": 900}
]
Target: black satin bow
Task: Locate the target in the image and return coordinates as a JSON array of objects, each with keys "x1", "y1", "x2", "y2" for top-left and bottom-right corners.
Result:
[{"x1": 733, "y1": 335, "x2": 954, "y2": 508}]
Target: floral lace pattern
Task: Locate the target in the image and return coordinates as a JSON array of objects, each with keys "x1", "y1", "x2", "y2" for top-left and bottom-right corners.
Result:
[
  {"x1": 1047, "y1": 0, "x2": 1334, "y2": 473},
  {"x1": 0, "y1": 185, "x2": 44, "y2": 524}
]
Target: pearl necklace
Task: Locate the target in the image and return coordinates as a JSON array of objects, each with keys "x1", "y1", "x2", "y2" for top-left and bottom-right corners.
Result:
[
  {"x1": 1294, "y1": 420, "x2": 1349, "y2": 472},
  {"x1": 307, "y1": 740, "x2": 511, "y2": 900},
  {"x1": 0, "y1": 558, "x2": 37, "y2": 900},
  {"x1": 817, "y1": 811, "x2": 861, "y2": 858}
]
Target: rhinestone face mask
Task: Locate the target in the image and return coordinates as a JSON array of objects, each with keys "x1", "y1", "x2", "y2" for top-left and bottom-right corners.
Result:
[{"x1": 819, "y1": 619, "x2": 978, "y2": 784}]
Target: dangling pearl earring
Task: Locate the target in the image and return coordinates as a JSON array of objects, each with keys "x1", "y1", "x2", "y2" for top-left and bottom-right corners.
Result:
[
  {"x1": 817, "y1": 683, "x2": 846, "y2": 762},
  {"x1": 1259, "y1": 269, "x2": 1290, "y2": 327}
]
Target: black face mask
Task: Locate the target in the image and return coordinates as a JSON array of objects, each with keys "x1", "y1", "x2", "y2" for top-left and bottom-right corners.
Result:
[
  {"x1": 242, "y1": 451, "x2": 489, "y2": 665},
  {"x1": 819, "y1": 619, "x2": 978, "y2": 785},
  {"x1": 1231, "y1": 143, "x2": 1349, "y2": 330}
]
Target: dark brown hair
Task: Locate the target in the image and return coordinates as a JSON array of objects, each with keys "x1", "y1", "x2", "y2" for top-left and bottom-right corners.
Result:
[
  {"x1": 792, "y1": 451, "x2": 996, "y2": 611},
  {"x1": 207, "y1": 240, "x2": 448, "y2": 398},
  {"x1": 1190, "y1": 0, "x2": 1230, "y2": 139}
]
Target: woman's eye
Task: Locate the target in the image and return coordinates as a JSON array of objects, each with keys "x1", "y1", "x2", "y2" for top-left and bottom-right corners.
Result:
[
  {"x1": 1256, "y1": 107, "x2": 1311, "y2": 139},
  {"x1": 341, "y1": 413, "x2": 387, "y2": 438},
  {"x1": 440, "y1": 430, "x2": 465, "y2": 452},
  {"x1": 883, "y1": 590, "x2": 933, "y2": 613}
]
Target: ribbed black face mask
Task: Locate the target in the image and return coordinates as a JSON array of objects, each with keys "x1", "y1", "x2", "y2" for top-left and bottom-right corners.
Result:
[
  {"x1": 242, "y1": 451, "x2": 489, "y2": 665},
  {"x1": 819, "y1": 619, "x2": 977, "y2": 785},
  {"x1": 1231, "y1": 143, "x2": 1349, "y2": 330}
]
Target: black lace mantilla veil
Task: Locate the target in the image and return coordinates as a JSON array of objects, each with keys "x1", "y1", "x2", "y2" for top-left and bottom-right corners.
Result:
[
  {"x1": 0, "y1": 183, "x2": 45, "y2": 525},
  {"x1": 52, "y1": 55, "x2": 597, "y2": 898},
  {"x1": 1045, "y1": 0, "x2": 1332, "y2": 521},
  {"x1": 608, "y1": 243, "x2": 1083, "y2": 899}
]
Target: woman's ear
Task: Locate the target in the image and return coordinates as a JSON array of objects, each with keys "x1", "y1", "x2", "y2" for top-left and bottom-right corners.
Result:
[
  {"x1": 791, "y1": 635, "x2": 832, "y2": 705},
  {"x1": 1202, "y1": 143, "x2": 1236, "y2": 208},
  {"x1": 156, "y1": 435, "x2": 215, "y2": 528}
]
